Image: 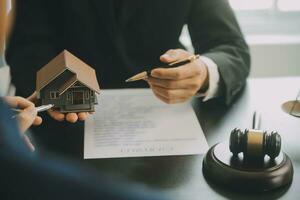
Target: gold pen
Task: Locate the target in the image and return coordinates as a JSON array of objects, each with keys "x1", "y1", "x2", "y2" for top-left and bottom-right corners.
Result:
[{"x1": 125, "y1": 54, "x2": 200, "y2": 82}]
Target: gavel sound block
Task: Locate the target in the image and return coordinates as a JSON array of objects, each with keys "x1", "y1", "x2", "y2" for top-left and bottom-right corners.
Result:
[{"x1": 202, "y1": 129, "x2": 293, "y2": 192}]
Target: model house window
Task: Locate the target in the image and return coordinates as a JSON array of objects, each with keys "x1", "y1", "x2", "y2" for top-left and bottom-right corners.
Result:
[
  {"x1": 73, "y1": 91, "x2": 84, "y2": 105},
  {"x1": 67, "y1": 92, "x2": 72, "y2": 100},
  {"x1": 85, "y1": 91, "x2": 90, "y2": 99},
  {"x1": 50, "y1": 91, "x2": 54, "y2": 99},
  {"x1": 50, "y1": 91, "x2": 59, "y2": 99},
  {"x1": 90, "y1": 91, "x2": 94, "y2": 97}
]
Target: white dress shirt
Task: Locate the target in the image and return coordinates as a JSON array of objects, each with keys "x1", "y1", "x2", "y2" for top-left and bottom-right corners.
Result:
[
  {"x1": 196, "y1": 56, "x2": 221, "y2": 101},
  {"x1": 0, "y1": 54, "x2": 14, "y2": 96}
]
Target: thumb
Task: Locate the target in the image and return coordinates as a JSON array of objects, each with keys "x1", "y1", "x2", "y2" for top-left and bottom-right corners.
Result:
[
  {"x1": 160, "y1": 50, "x2": 179, "y2": 63},
  {"x1": 17, "y1": 106, "x2": 37, "y2": 133},
  {"x1": 27, "y1": 91, "x2": 38, "y2": 104},
  {"x1": 160, "y1": 49, "x2": 191, "y2": 64}
]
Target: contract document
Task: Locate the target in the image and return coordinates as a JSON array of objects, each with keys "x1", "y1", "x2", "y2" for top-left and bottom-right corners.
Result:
[{"x1": 84, "y1": 89, "x2": 208, "y2": 159}]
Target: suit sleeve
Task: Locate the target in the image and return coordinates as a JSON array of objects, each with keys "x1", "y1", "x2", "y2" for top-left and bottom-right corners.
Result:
[
  {"x1": 187, "y1": 0, "x2": 250, "y2": 105},
  {"x1": 6, "y1": 0, "x2": 61, "y2": 97}
]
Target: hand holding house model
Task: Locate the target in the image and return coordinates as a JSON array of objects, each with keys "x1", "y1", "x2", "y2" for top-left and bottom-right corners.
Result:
[{"x1": 36, "y1": 50, "x2": 100, "y2": 116}]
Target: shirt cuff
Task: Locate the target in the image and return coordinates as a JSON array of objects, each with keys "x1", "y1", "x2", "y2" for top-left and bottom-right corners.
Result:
[
  {"x1": 0, "y1": 65, "x2": 12, "y2": 97},
  {"x1": 195, "y1": 56, "x2": 220, "y2": 102},
  {"x1": 0, "y1": 54, "x2": 7, "y2": 67},
  {"x1": 0, "y1": 54, "x2": 10, "y2": 96}
]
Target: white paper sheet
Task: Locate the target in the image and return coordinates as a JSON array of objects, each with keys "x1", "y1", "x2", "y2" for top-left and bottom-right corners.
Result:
[{"x1": 84, "y1": 89, "x2": 208, "y2": 159}]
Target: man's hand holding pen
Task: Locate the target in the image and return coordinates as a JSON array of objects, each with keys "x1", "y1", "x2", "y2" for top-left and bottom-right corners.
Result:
[
  {"x1": 146, "y1": 49, "x2": 208, "y2": 104},
  {"x1": 5, "y1": 96, "x2": 42, "y2": 151}
]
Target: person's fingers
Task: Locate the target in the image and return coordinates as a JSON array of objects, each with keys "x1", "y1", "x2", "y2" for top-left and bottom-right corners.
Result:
[
  {"x1": 5, "y1": 96, "x2": 35, "y2": 109},
  {"x1": 151, "y1": 63, "x2": 200, "y2": 80},
  {"x1": 23, "y1": 134, "x2": 35, "y2": 152},
  {"x1": 151, "y1": 84, "x2": 194, "y2": 100},
  {"x1": 4, "y1": 96, "x2": 40, "y2": 132},
  {"x1": 151, "y1": 90, "x2": 188, "y2": 104},
  {"x1": 47, "y1": 109, "x2": 65, "y2": 121},
  {"x1": 66, "y1": 113, "x2": 78, "y2": 123},
  {"x1": 32, "y1": 116, "x2": 43, "y2": 126},
  {"x1": 89, "y1": 111, "x2": 95, "y2": 115},
  {"x1": 78, "y1": 112, "x2": 88, "y2": 121},
  {"x1": 151, "y1": 90, "x2": 169, "y2": 103},
  {"x1": 147, "y1": 76, "x2": 201, "y2": 90},
  {"x1": 27, "y1": 91, "x2": 38, "y2": 104},
  {"x1": 160, "y1": 49, "x2": 191, "y2": 63},
  {"x1": 47, "y1": 110, "x2": 87, "y2": 123},
  {"x1": 17, "y1": 105, "x2": 37, "y2": 133}
]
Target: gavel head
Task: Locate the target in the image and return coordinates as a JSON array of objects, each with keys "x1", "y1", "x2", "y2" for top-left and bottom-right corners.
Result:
[{"x1": 229, "y1": 128, "x2": 281, "y2": 159}]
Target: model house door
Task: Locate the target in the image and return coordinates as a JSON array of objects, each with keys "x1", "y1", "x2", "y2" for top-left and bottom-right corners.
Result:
[{"x1": 73, "y1": 91, "x2": 84, "y2": 105}]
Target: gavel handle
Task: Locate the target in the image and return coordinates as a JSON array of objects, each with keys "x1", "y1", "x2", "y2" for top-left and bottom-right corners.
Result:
[{"x1": 252, "y1": 111, "x2": 261, "y2": 130}]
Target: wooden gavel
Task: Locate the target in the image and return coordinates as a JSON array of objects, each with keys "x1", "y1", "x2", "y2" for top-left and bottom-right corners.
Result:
[{"x1": 229, "y1": 112, "x2": 281, "y2": 159}]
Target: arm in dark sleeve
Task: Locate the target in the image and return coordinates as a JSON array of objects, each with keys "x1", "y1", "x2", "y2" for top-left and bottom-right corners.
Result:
[
  {"x1": 6, "y1": 0, "x2": 62, "y2": 97},
  {"x1": 0, "y1": 100, "x2": 165, "y2": 200},
  {"x1": 187, "y1": 0, "x2": 250, "y2": 105}
]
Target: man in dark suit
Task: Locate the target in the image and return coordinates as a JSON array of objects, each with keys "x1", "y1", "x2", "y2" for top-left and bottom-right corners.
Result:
[
  {"x1": 7, "y1": 0, "x2": 250, "y2": 106},
  {"x1": 6, "y1": 0, "x2": 249, "y2": 153}
]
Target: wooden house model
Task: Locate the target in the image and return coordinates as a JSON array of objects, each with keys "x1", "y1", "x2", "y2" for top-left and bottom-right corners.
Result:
[{"x1": 36, "y1": 50, "x2": 100, "y2": 113}]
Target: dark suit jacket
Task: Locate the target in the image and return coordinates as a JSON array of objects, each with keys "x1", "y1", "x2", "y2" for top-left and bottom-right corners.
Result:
[
  {"x1": 0, "y1": 99, "x2": 165, "y2": 200},
  {"x1": 7, "y1": 0, "x2": 250, "y2": 105}
]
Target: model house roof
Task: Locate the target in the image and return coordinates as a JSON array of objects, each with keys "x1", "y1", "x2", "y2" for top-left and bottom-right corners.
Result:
[{"x1": 36, "y1": 50, "x2": 100, "y2": 94}]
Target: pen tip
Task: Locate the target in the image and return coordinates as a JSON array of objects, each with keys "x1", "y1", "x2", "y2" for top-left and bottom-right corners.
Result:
[{"x1": 125, "y1": 79, "x2": 132, "y2": 82}]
